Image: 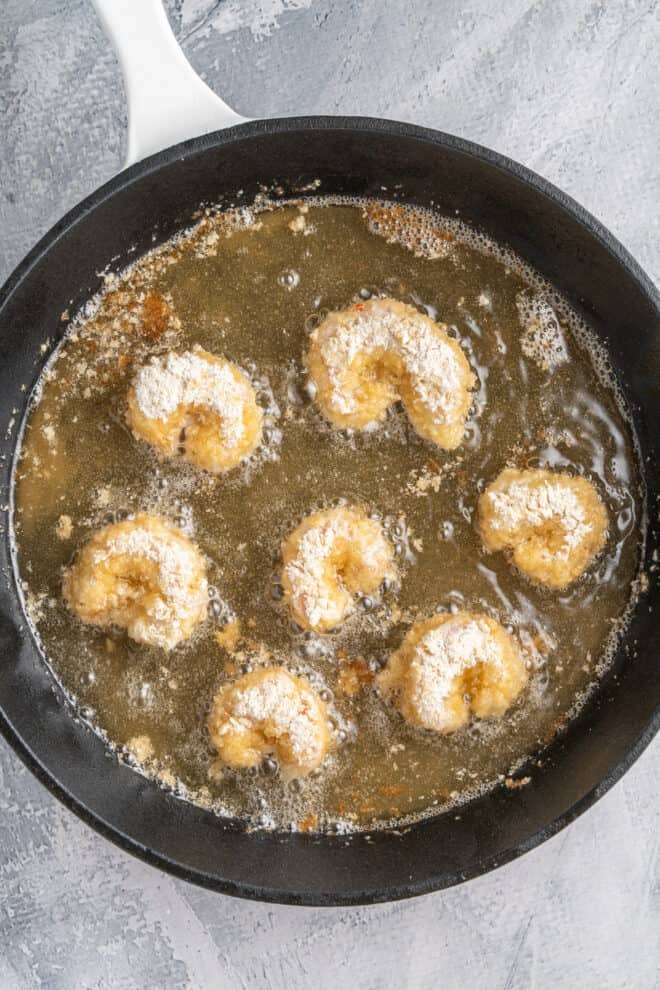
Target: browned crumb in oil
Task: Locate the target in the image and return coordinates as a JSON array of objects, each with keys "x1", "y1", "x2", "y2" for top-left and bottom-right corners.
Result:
[
  {"x1": 157, "y1": 768, "x2": 177, "y2": 789},
  {"x1": 214, "y1": 620, "x2": 242, "y2": 653},
  {"x1": 208, "y1": 760, "x2": 225, "y2": 783},
  {"x1": 406, "y1": 457, "x2": 464, "y2": 497},
  {"x1": 140, "y1": 294, "x2": 180, "y2": 338},
  {"x1": 95, "y1": 287, "x2": 179, "y2": 338},
  {"x1": 531, "y1": 630, "x2": 555, "y2": 657},
  {"x1": 504, "y1": 775, "x2": 532, "y2": 790},
  {"x1": 337, "y1": 657, "x2": 374, "y2": 697},
  {"x1": 288, "y1": 214, "x2": 307, "y2": 234},
  {"x1": 378, "y1": 784, "x2": 406, "y2": 798},
  {"x1": 542, "y1": 715, "x2": 570, "y2": 745}
]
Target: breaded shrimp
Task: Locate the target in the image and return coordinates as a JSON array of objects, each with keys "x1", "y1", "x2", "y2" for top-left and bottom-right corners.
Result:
[
  {"x1": 478, "y1": 468, "x2": 608, "y2": 589},
  {"x1": 281, "y1": 506, "x2": 396, "y2": 632},
  {"x1": 307, "y1": 297, "x2": 474, "y2": 449},
  {"x1": 126, "y1": 347, "x2": 263, "y2": 473},
  {"x1": 378, "y1": 611, "x2": 527, "y2": 734},
  {"x1": 209, "y1": 667, "x2": 331, "y2": 779},
  {"x1": 63, "y1": 514, "x2": 208, "y2": 650}
]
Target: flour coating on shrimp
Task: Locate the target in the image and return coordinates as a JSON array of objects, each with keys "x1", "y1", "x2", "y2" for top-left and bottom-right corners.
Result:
[
  {"x1": 133, "y1": 349, "x2": 249, "y2": 446},
  {"x1": 209, "y1": 668, "x2": 331, "y2": 778},
  {"x1": 378, "y1": 612, "x2": 528, "y2": 734},
  {"x1": 485, "y1": 478, "x2": 592, "y2": 561},
  {"x1": 282, "y1": 507, "x2": 395, "y2": 632},
  {"x1": 219, "y1": 675, "x2": 325, "y2": 764},
  {"x1": 318, "y1": 303, "x2": 466, "y2": 419},
  {"x1": 410, "y1": 618, "x2": 502, "y2": 728},
  {"x1": 63, "y1": 515, "x2": 208, "y2": 650},
  {"x1": 478, "y1": 468, "x2": 608, "y2": 589}
]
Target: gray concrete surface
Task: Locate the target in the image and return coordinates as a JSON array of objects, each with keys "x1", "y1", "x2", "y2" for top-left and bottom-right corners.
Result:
[{"x1": 1, "y1": 1, "x2": 659, "y2": 987}]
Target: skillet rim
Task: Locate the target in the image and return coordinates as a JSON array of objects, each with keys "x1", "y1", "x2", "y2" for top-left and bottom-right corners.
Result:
[{"x1": 1, "y1": 114, "x2": 659, "y2": 906}]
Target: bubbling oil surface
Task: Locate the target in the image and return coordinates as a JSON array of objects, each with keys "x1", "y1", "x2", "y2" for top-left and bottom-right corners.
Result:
[{"x1": 13, "y1": 200, "x2": 643, "y2": 831}]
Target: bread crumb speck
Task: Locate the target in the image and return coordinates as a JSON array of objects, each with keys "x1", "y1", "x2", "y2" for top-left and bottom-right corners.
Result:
[
  {"x1": 289, "y1": 214, "x2": 306, "y2": 233},
  {"x1": 504, "y1": 775, "x2": 531, "y2": 790},
  {"x1": 215, "y1": 620, "x2": 242, "y2": 652},
  {"x1": 127, "y1": 734, "x2": 154, "y2": 762},
  {"x1": 55, "y1": 514, "x2": 73, "y2": 540},
  {"x1": 158, "y1": 769, "x2": 176, "y2": 788}
]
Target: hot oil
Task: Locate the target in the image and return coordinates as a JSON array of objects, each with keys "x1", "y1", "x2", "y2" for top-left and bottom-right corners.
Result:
[{"x1": 13, "y1": 201, "x2": 643, "y2": 830}]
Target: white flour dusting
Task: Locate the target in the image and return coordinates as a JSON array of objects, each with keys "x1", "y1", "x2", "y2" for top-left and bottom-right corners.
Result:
[
  {"x1": 314, "y1": 300, "x2": 467, "y2": 420},
  {"x1": 133, "y1": 350, "x2": 249, "y2": 447},
  {"x1": 285, "y1": 511, "x2": 391, "y2": 629},
  {"x1": 219, "y1": 672, "x2": 325, "y2": 764},
  {"x1": 286, "y1": 516, "x2": 348, "y2": 628},
  {"x1": 411, "y1": 618, "x2": 502, "y2": 729},
  {"x1": 92, "y1": 522, "x2": 207, "y2": 647},
  {"x1": 487, "y1": 477, "x2": 592, "y2": 559}
]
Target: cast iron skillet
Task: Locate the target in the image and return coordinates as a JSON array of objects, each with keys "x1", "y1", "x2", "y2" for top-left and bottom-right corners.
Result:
[{"x1": 0, "y1": 6, "x2": 659, "y2": 906}]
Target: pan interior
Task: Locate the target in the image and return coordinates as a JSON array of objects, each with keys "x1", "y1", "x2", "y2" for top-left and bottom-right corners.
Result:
[{"x1": 12, "y1": 194, "x2": 644, "y2": 832}]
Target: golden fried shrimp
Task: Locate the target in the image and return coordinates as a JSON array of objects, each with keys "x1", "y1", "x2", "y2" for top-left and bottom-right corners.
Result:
[
  {"x1": 281, "y1": 506, "x2": 396, "y2": 633},
  {"x1": 209, "y1": 667, "x2": 331, "y2": 779},
  {"x1": 126, "y1": 347, "x2": 263, "y2": 473},
  {"x1": 377, "y1": 611, "x2": 527, "y2": 734},
  {"x1": 478, "y1": 467, "x2": 608, "y2": 589},
  {"x1": 63, "y1": 514, "x2": 208, "y2": 650},
  {"x1": 306, "y1": 297, "x2": 474, "y2": 449}
]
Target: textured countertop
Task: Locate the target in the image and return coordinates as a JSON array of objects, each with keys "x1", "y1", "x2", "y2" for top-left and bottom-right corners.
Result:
[{"x1": 1, "y1": 1, "x2": 659, "y2": 987}]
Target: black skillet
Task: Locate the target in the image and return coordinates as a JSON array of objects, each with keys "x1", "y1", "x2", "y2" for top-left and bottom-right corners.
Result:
[{"x1": 0, "y1": 1, "x2": 658, "y2": 905}]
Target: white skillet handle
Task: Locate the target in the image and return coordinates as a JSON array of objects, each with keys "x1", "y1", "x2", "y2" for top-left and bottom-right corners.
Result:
[{"x1": 92, "y1": 0, "x2": 248, "y2": 167}]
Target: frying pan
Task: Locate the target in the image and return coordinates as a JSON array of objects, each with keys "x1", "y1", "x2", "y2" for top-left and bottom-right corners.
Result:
[{"x1": 0, "y1": 0, "x2": 658, "y2": 906}]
